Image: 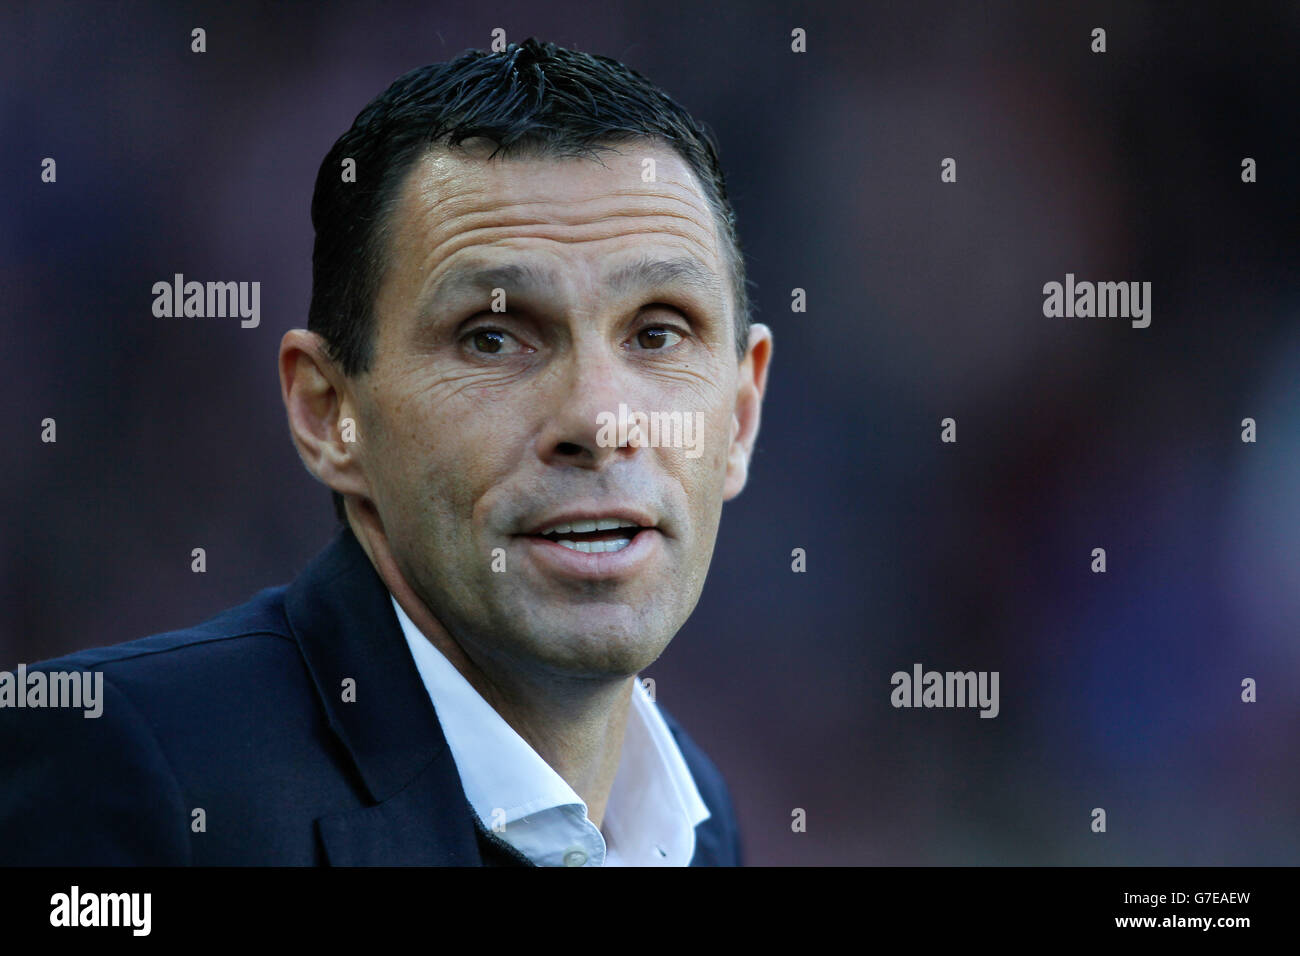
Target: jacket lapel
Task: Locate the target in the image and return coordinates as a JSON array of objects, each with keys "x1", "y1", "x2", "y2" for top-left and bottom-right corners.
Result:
[
  {"x1": 284, "y1": 526, "x2": 483, "y2": 866},
  {"x1": 688, "y1": 816, "x2": 729, "y2": 866},
  {"x1": 314, "y1": 756, "x2": 484, "y2": 865}
]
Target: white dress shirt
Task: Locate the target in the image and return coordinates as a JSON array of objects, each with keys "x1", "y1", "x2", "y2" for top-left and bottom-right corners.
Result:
[{"x1": 391, "y1": 597, "x2": 711, "y2": 866}]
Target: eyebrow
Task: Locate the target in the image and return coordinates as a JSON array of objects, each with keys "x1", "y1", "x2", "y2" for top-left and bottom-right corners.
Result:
[
  {"x1": 424, "y1": 255, "x2": 724, "y2": 306},
  {"x1": 605, "y1": 255, "x2": 724, "y2": 298}
]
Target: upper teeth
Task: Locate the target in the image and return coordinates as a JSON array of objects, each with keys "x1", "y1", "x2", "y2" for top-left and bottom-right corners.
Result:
[{"x1": 540, "y1": 518, "x2": 640, "y2": 535}]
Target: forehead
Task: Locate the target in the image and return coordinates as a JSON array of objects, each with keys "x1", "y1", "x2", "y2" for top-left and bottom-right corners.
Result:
[{"x1": 376, "y1": 140, "x2": 728, "y2": 316}]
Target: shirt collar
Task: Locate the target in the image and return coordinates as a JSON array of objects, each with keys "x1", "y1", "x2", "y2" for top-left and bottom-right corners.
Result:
[{"x1": 391, "y1": 596, "x2": 709, "y2": 865}]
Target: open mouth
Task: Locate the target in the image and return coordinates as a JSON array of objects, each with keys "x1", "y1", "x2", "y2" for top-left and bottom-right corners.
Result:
[{"x1": 532, "y1": 518, "x2": 649, "y2": 554}]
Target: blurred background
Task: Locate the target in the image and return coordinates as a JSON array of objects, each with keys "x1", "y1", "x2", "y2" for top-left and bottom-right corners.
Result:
[{"x1": 3, "y1": 0, "x2": 1297, "y2": 864}]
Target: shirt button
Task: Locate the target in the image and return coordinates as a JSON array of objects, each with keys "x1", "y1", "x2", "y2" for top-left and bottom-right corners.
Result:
[{"x1": 563, "y1": 848, "x2": 588, "y2": 867}]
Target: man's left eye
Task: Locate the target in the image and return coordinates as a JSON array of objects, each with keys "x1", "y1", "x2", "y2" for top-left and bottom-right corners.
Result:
[{"x1": 633, "y1": 327, "x2": 683, "y2": 350}]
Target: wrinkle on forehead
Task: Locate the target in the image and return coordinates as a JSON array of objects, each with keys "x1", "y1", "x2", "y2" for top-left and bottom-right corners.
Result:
[
  {"x1": 414, "y1": 142, "x2": 710, "y2": 210},
  {"x1": 413, "y1": 217, "x2": 723, "y2": 297},
  {"x1": 379, "y1": 144, "x2": 729, "y2": 323}
]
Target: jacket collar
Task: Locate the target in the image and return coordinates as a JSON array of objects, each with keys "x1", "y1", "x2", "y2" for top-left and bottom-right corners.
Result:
[{"x1": 284, "y1": 524, "x2": 485, "y2": 865}]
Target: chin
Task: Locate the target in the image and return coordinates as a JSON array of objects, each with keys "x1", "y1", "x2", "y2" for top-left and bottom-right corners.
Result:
[{"x1": 512, "y1": 608, "x2": 676, "y2": 678}]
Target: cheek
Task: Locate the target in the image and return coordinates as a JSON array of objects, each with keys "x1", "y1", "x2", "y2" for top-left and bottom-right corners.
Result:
[
  {"x1": 668, "y1": 407, "x2": 732, "y2": 523},
  {"x1": 379, "y1": 388, "x2": 525, "y2": 529},
  {"x1": 701, "y1": 405, "x2": 734, "y2": 475},
  {"x1": 355, "y1": 386, "x2": 448, "y2": 516}
]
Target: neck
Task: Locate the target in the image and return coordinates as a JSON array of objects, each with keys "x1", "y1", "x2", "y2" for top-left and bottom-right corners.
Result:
[{"x1": 346, "y1": 502, "x2": 632, "y2": 829}]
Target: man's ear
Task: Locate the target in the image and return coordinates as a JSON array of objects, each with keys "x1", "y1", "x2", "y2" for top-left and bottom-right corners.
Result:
[
  {"x1": 279, "y1": 330, "x2": 371, "y2": 500},
  {"x1": 723, "y1": 323, "x2": 773, "y2": 500}
]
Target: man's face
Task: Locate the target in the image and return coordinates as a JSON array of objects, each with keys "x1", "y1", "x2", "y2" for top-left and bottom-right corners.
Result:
[{"x1": 346, "y1": 140, "x2": 764, "y2": 682}]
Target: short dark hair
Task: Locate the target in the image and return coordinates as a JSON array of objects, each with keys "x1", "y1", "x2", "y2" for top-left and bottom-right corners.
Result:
[{"x1": 306, "y1": 38, "x2": 751, "y2": 522}]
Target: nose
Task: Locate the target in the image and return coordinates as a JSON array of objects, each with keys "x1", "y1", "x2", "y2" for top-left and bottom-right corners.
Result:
[{"x1": 534, "y1": 341, "x2": 643, "y2": 470}]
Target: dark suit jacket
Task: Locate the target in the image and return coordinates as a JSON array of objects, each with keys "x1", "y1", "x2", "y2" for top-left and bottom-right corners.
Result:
[{"x1": 0, "y1": 526, "x2": 743, "y2": 866}]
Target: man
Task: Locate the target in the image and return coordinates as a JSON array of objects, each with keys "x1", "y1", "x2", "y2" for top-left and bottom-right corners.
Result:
[{"x1": 0, "y1": 38, "x2": 771, "y2": 866}]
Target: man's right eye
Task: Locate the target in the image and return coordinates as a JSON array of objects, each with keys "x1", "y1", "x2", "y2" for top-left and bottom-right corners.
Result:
[{"x1": 464, "y1": 328, "x2": 526, "y2": 355}]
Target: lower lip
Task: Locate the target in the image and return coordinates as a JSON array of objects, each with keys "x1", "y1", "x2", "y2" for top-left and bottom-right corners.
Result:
[{"x1": 515, "y1": 529, "x2": 662, "y2": 579}]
